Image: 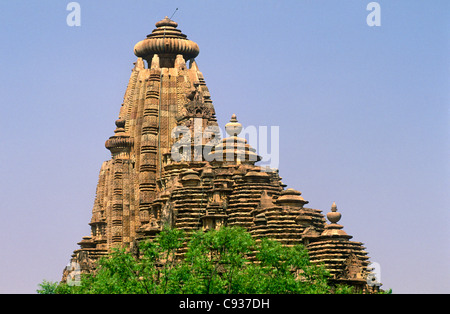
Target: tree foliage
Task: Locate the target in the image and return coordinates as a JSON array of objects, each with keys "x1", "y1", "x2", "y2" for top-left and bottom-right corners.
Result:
[{"x1": 41, "y1": 226, "x2": 362, "y2": 294}]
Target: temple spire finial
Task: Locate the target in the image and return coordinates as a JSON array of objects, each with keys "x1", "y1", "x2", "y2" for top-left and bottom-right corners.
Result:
[
  {"x1": 225, "y1": 114, "x2": 242, "y2": 136},
  {"x1": 322, "y1": 202, "x2": 350, "y2": 238},
  {"x1": 134, "y1": 16, "x2": 199, "y2": 67},
  {"x1": 327, "y1": 201, "x2": 341, "y2": 224}
]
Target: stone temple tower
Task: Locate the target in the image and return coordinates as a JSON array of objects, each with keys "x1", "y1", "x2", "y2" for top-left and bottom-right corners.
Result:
[{"x1": 62, "y1": 17, "x2": 381, "y2": 292}]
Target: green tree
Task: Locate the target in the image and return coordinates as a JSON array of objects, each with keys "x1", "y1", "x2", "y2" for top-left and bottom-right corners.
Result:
[
  {"x1": 42, "y1": 226, "x2": 365, "y2": 294},
  {"x1": 37, "y1": 280, "x2": 58, "y2": 294},
  {"x1": 177, "y1": 226, "x2": 255, "y2": 293}
]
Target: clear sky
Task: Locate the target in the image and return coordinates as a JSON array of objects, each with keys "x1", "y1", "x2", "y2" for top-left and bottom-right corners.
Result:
[{"x1": 0, "y1": 0, "x2": 448, "y2": 294}]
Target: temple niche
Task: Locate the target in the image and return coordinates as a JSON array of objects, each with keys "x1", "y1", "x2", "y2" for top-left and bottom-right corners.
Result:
[{"x1": 62, "y1": 17, "x2": 381, "y2": 293}]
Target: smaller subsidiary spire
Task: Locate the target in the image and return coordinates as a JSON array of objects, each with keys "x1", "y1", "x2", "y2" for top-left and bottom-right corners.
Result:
[
  {"x1": 105, "y1": 119, "x2": 134, "y2": 159},
  {"x1": 208, "y1": 114, "x2": 260, "y2": 165},
  {"x1": 276, "y1": 188, "x2": 309, "y2": 208},
  {"x1": 308, "y1": 202, "x2": 370, "y2": 285}
]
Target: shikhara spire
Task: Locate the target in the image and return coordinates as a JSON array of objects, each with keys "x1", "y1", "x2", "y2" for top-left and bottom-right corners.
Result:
[{"x1": 62, "y1": 17, "x2": 380, "y2": 292}]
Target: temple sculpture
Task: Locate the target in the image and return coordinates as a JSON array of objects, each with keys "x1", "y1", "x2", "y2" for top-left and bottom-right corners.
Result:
[{"x1": 62, "y1": 17, "x2": 381, "y2": 292}]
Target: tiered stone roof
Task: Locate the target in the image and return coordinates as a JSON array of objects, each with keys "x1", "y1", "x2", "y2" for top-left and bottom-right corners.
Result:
[
  {"x1": 307, "y1": 202, "x2": 371, "y2": 289},
  {"x1": 62, "y1": 17, "x2": 380, "y2": 292}
]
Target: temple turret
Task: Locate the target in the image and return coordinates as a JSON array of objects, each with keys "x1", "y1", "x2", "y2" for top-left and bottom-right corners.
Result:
[
  {"x1": 208, "y1": 114, "x2": 261, "y2": 165},
  {"x1": 306, "y1": 203, "x2": 377, "y2": 291},
  {"x1": 105, "y1": 119, "x2": 134, "y2": 159}
]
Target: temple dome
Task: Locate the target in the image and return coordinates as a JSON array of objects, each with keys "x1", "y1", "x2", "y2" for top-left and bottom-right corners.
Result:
[
  {"x1": 134, "y1": 17, "x2": 200, "y2": 63},
  {"x1": 208, "y1": 114, "x2": 261, "y2": 164},
  {"x1": 276, "y1": 188, "x2": 309, "y2": 208}
]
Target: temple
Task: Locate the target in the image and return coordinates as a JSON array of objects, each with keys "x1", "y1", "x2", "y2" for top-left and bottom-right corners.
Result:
[{"x1": 62, "y1": 17, "x2": 381, "y2": 292}]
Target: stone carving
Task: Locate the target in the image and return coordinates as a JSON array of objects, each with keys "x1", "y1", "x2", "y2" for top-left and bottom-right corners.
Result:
[{"x1": 63, "y1": 17, "x2": 380, "y2": 293}]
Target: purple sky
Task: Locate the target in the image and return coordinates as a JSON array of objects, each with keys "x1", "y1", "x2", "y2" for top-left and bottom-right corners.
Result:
[{"x1": 0, "y1": 0, "x2": 448, "y2": 293}]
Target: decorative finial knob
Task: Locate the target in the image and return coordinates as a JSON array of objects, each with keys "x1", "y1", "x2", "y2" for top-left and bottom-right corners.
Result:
[
  {"x1": 331, "y1": 201, "x2": 337, "y2": 211},
  {"x1": 225, "y1": 114, "x2": 242, "y2": 136},
  {"x1": 115, "y1": 118, "x2": 125, "y2": 128},
  {"x1": 155, "y1": 16, "x2": 178, "y2": 28},
  {"x1": 326, "y1": 202, "x2": 342, "y2": 224},
  {"x1": 114, "y1": 119, "x2": 126, "y2": 134}
]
